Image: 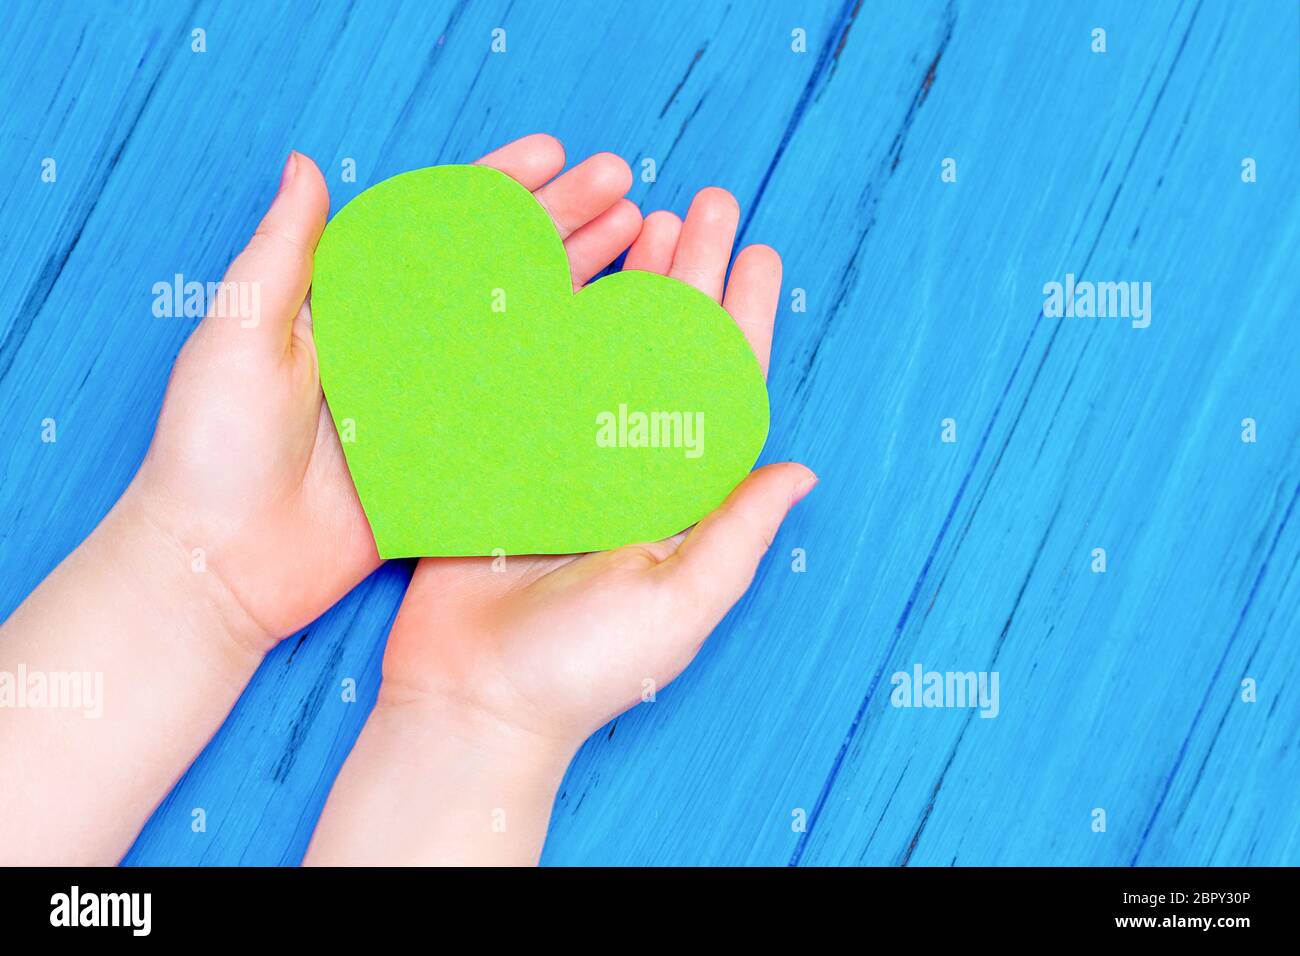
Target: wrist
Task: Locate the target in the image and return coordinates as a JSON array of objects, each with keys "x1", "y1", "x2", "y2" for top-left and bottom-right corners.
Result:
[
  {"x1": 375, "y1": 681, "x2": 579, "y2": 780},
  {"x1": 95, "y1": 490, "x2": 271, "y2": 672},
  {"x1": 0, "y1": 484, "x2": 268, "y2": 863},
  {"x1": 306, "y1": 684, "x2": 575, "y2": 865}
]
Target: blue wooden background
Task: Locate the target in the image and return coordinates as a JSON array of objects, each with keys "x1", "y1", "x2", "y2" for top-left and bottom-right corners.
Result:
[{"x1": 1, "y1": 0, "x2": 1297, "y2": 865}]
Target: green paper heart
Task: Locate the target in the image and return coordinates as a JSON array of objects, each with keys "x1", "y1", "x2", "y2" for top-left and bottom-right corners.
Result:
[{"x1": 312, "y1": 164, "x2": 769, "y2": 558}]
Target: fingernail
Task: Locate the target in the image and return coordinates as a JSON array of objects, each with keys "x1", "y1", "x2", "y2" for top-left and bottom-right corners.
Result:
[
  {"x1": 791, "y1": 470, "x2": 819, "y2": 506},
  {"x1": 278, "y1": 151, "x2": 299, "y2": 195}
]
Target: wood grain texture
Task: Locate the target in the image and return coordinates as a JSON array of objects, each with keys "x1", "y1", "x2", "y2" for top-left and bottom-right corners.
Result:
[{"x1": 1, "y1": 0, "x2": 1296, "y2": 866}]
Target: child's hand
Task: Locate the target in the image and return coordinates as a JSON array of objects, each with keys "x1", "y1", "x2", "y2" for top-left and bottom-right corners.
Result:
[
  {"x1": 306, "y1": 188, "x2": 812, "y2": 865},
  {"x1": 125, "y1": 135, "x2": 641, "y2": 652},
  {"x1": 380, "y1": 191, "x2": 813, "y2": 747},
  {"x1": 0, "y1": 135, "x2": 641, "y2": 864}
]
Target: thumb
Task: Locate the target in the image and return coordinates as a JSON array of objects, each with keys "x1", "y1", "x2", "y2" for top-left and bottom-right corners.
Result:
[
  {"x1": 211, "y1": 151, "x2": 328, "y2": 354},
  {"x1": 660, "y1": 462, "x2": 817, "y2": 623}
]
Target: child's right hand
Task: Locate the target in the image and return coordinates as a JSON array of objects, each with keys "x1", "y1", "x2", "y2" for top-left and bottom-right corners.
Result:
[
  {"x1": 306, "y1": 186, "x2": 813, "y2": 865},
  {"x1": 379, "y1": 187, "x2": 814, "y2": 756}
]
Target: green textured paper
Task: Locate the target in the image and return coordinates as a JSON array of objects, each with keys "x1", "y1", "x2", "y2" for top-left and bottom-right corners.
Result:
[{"x1": 312, "y1": 164, "x2": 769, "y2": 558}]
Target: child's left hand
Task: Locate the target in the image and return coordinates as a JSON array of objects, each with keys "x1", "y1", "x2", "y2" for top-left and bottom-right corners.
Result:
[
  {"x1": 126, "y1": 136, "x2": 642, "y2": 653},
  {"x1": 0, "y1": 135, "x2": 642, "y2": 864}
]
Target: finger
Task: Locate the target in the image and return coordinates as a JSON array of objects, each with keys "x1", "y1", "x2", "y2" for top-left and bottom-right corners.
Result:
[
  {"x1": 217, "y1": 151, "x2": 328, "y2": 355},
  {"x1": 623, "y1": 210, "x2": 682, "y2": 274},
  {"x1": 474, "y1": 133, "x2": 566, "y2": 191},
  {"x1": 564, "y1": 199, "x2": 642, "y2": 288},
  {"x1": 533, "y1": 152, "x2": 632, "y2": 239},
  {"x1": 658, "y1": 463, "x2": 816, "y2": 623},
  {"x1": 668, "y1": 187, "x2": 739, "y2": 301},
  {"x1": 721, "y1": 244, "x2": 782, "y2": 377}
]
